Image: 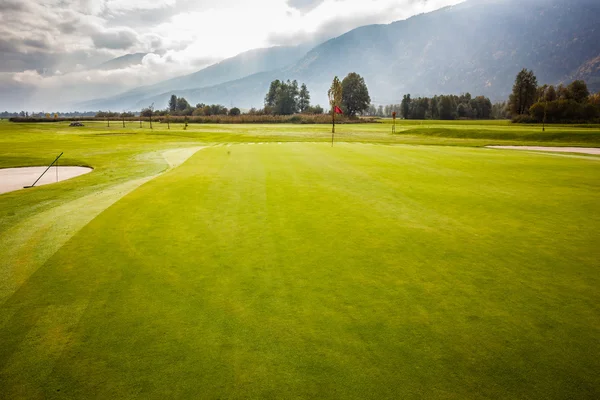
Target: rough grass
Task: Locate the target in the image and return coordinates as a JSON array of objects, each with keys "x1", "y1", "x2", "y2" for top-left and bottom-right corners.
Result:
[{"x1": 0, "y1": 120, "x2": 599, "y2": 398}]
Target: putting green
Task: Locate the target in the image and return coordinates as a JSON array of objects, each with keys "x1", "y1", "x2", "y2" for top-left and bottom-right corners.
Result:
[{"x1": 1, "y1": 142, "x2": 599, "y2": 399}]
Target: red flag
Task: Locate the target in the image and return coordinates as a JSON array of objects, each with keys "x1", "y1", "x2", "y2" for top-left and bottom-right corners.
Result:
[{"x1": 334, "y1": 106, "x2": 343, "y2": 114}]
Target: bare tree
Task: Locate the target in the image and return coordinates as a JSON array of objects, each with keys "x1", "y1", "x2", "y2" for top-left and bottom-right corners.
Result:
[{"x1": 328, "y1": 76, "x2": 343, "y2": 146}]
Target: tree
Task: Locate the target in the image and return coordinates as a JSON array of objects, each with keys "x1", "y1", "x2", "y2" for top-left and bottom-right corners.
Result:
[
  {"x1": 430, "y1": 97, "x2": 439, "y2": 119},
  {"x1": 341, "y1": 72, "x2": 371, "y2": 117},
  {"x1": 229, "y1": 107, "x2": 241, "y2": 116},
  {"x1": 367, "y1": 104, "x2": 377, "y2": 116},
  {"x1": 176, "y1": 97, "x2": 190, "y2": 113},
  {"x1": 557, "y1": 84, "x2": 570, "y2": 100},
  {"x1": 470, "y1": 96, "x2": 492, "y2": 119},
  {"x1": 457, "y1": 103, "x2": 468, "y2": 118},
  {"x1": 265, "y1": 80, "x2": 281, "y2": 107},
  {"x1": 141, "y1": 103, "x2": 155, "y2": 129},
  {"x1": 545, "y1": 85, "x2": 557, "y2": 102},
  {"x1": 305, "y1": 105, "x2": 324, "y2": 114},
  {"x1": 492, "y1": 101, "x2": 509, "y2": 119},
  {"x1": 141, "y1": 104, "x2": 154, "y2": 128},
  {"x1": 328, "y1": 76, "x2": 343, "y2": 140},
  {"x1": 274, "y1": 80, "x2": 299, "y2": 115},
  {"x1": 168, "y1": 95, "x2": 177, "y2": 113},
  {"x1": 298, "y1": 83, "x2": 310, "y2": 113},
  {"x1": 141, "y1": 107, "x2": 153, "y2": 118},
  {"x1": 509, "y1": 69, "x2": 538, "y2": 115},
  {"x1": 401, "y1": 94, "x2": 411, "y2": 119},
  {"x1": 264, "y1": 79, "x2": 305, "y2": 115},
  {"x1": 567, "y1": 80, "x2": 590, "y2": 103},
  {"x1": 438, "y1": 96, "x2": 456, "y2": 120}
]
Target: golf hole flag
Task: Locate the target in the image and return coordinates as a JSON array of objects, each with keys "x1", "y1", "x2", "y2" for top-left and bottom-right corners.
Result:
[{"x1": 334, "y1": 105, "x2": 343, "y2": 114}]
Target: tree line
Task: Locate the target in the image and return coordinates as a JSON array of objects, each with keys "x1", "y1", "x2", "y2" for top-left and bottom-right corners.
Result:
[
  {"x1": 1, "y1": 111, "x2": 96, "y2": 118},
  {"x1": 145, "y1": 96, "x2": 241, "y2": 117},
  {"x1": 11, "y1": 69, "x2": 597, "y2": 125},
  {"x1": 262, "y1": 73, "x2": 371, "y2": 117},
  {"x1": 366, "y1": 94, "x2": 495, "y2": 120},
  {"x1": 509, "y1": 68, "x2": 599, "y2": 123}
]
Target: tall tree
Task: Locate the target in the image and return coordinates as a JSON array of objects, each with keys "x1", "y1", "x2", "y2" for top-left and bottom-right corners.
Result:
[
  {"x1": 509, "y1": 69, "x2": 538, "y2": 115},
  {"x1": 264, "y1": 80, "x2": 281, "y2": 108},
  {"x1": 168, "y1": 95, "x2": 177, "y2": 113},
  {"x1": 545, "y1": 85, "x2": 557, "y2": 102},
  {"x1": 176, "y1": 97, "x2": 191, "y2": 113},
  {"x1": 274, "y1": 80, "x2": 299, "y2": 115},
  {"x1": 438, "y1": 96, "x2": 456, "y2": 120},
  {"x1": 401, "y1": 94, "x2": 411, "y2": 119},
  {"x1": 341, "y1": 72, "x2": 371, "y2": 116},
  {"x1": 328, "y1": 76, "x2": 343, "y2": 139},
  {"x1": 557, "y1": 84, "x2": 570, "y2": 100},
  {"x1": 264, "y1": 79, "x2": 305, "y2": 115},
  {"x1": 567, "y1": 80, "x2": 590, "y2": 103},
  {"x1": 298, "y1": 83, "x2": 311, "y2": 113}
]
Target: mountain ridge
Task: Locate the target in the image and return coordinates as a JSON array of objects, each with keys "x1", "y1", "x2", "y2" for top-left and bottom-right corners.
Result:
[
  {"x1": 82, "y1": 44, "x2": 312, "y2": 110},
  {"x1": 83, "y1": 0, "x2": 600, "y2": 111}
]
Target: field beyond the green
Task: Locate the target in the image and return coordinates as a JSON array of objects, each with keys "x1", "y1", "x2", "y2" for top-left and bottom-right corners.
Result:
[{"x1": 0, "y1": 120, "x2": 599, "y2": 399}]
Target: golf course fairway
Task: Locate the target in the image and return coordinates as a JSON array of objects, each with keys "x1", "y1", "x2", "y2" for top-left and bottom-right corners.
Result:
[{"x1": 1, "y1": 139, "x2": 598, "y2": 399}]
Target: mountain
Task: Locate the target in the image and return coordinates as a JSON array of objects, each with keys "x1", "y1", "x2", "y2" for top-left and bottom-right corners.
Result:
[
  {"x1": 95, "y1": 53, "x2": 149, "y2": 71},
  {"x1": 82, "y1": 44, "x2": 312, "y2": 110},
  {"x1": 118, "y1": 0, "x2": 600, "y2": 110}
]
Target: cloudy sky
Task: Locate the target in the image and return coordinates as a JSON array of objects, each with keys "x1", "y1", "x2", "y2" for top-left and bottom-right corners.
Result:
[{"x1": 0, "y1": 0, "x2": 464, "y2": 110}]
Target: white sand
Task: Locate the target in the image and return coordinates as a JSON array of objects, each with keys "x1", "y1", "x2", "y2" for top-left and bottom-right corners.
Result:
[
  {"x1": 0, "y1": 166, "x2": 92, "y2": 195},
  {"x1": 487, "y1": 146, "x2": 600, "y2": 155}
]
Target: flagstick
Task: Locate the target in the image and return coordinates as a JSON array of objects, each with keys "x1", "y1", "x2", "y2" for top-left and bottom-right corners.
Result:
[{"x1": 331, "y1": 108, "x2": 335, "y2": 147}]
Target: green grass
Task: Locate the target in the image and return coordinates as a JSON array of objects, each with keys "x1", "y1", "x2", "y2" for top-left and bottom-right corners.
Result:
[{"x1": 1, "y1": 120, "x2": 599, "y2": 398}]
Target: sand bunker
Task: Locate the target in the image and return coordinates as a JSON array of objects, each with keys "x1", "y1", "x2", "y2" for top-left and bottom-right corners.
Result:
[
  {"x1": 487, "y1": 146, "x2": 600, "y2": 155},
  {"x1": 0, "y1": 166, "x2": 92, "y2": 195}
]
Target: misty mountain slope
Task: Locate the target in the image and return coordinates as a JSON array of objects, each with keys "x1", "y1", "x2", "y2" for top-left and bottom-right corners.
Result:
[
  {"x1": 95, "y1": 53, "x2": 149, "y2": 71},
  {"x1": 128, "y1": 0, "x2": 600, "y2": 110},
  {"x1": 133, "y1": 72, "x2": 278, "y2": 110},
  {"x1": 84, "y1": 0, "x2": 600, "y2": 111},
  {"x1": 284, "y1": 0, "x2": 600, "y2": 103},
  {"x1": 82, "y1": 44, "x2": 312, "y2": 110}
]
